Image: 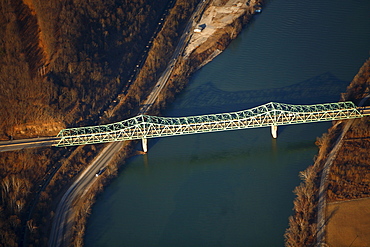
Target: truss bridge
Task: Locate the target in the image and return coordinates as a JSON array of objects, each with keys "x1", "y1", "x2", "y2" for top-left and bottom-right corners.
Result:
[{"x1": 56, "y1": 101, "x2": 370, "y2": 152}]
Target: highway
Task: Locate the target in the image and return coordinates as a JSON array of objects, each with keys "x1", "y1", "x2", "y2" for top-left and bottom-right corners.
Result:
[
  {"x1": 139, "y1": 0, "x2": 208, "y2": 114},
  {"x1": 2, "y1": 106, "x2": 369, "y2": 153},
  {"x1": 48, "y1": 142, "x2": 122, "y2": 246},
  {"x1": 0, "y1": 137, "x2": 59, "y2": 152},
  {"x1": 48, "y1": 1, "x2": 208, "y2": 246},
  {"x1": 0, "y1": 0, "x2": 208, "y2": 154},
  {"x1": 2, "y1": 0, "x2": 365, "y2": 243},
  {"x1": 56, "y1": 104, "x2": 367, "y2": 147}
]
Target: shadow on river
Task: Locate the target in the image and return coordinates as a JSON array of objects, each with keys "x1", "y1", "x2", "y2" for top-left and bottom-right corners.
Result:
[{"x1": 169, "y1": 72, "x2": 348, "y2": 116}]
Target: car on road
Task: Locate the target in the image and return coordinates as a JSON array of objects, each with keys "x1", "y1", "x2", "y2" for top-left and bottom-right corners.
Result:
[{"x1": 95, "y1": 167, "x2": 106, "y2": 177}]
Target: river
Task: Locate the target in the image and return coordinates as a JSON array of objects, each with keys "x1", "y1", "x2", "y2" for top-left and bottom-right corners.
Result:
[{"x1": 84, "y1": 0, "x2": 370, "y2": 246}]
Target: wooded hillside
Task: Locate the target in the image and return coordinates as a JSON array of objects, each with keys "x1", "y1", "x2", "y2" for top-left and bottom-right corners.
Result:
[{"x1": 0, "y1": 0, "x2": 172, "y2": 246}]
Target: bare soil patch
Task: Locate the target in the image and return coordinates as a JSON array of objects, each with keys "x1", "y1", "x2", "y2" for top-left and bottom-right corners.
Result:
[{"x1": 326, "y1": 198, "x2": 370, "y2": 247}]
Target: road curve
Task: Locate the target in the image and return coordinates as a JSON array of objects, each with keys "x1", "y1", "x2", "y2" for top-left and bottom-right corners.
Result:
[
  {"x1": 48, "y1": 1, "x2": 209, "y2": 246},
  {"x1": 48, "y1": 141, "x2": 122, "y2": 246}
]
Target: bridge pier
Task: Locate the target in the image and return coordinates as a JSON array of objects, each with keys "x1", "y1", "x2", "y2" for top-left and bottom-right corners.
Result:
[
  {"x1": 142, "y1": 138, "x2": 148, "y2": 153},
  {"x1": 271, "y1": 125, "x2": 278, "y2": 139}
]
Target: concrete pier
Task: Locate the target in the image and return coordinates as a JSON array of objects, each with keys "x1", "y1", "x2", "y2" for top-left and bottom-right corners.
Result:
[
  {"x1": 271, "y1": 125, "x2": 278, "y2": 139},
  {"x1": 142, "y1": 138, "x2": 148, "y2": 153}
]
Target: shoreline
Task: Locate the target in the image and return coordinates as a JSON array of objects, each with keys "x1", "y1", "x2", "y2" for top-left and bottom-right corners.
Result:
[
  {"x1": 316, "y1": 94, "x2": 370, "y2": 245},
  {"x1": 284, "y1": 58, "x2": 370, "y2": 246},
  {"x1": 14, "y1": 0, "x2": 365, "y2": 245},
  {"x1": 66, "y1": 0, "x2": 265, "y2": 245},
  {"x1": 11, "y1": 0, "x2": 366, "y2": 245}
]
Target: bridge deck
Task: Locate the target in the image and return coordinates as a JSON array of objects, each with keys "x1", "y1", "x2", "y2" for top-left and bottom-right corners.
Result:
[{"x1": 55, "y1": 102, "x2": 368, "y2": 147}]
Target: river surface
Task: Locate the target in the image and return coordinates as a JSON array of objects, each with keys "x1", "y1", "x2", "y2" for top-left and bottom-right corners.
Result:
[{"x1": 85, "y1": 0, "x2": 370, "y2": 246}]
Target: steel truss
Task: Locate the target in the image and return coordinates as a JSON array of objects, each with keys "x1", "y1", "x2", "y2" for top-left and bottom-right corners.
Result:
[{"x1": 56, "y1": 101, "x2": 363, "y2": 147}]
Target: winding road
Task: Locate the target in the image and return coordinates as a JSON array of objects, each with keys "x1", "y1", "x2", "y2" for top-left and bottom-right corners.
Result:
[{"x1": 48, "y1": 1, "x2": 208, "y2": 246}]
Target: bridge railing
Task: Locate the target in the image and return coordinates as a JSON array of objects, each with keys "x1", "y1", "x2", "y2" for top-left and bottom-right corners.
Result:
[{"x1": 55, "y1": 101, "x2": 364, "y2": 147}]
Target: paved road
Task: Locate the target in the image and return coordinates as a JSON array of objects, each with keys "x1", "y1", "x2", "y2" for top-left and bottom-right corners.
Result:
[
  {"x1": 139, "y1": 0, "x2": 208, "y2": 114},
  {"x1": 48, "y1": 142, "x2": 122, "y2": 246},
  {"x1": 57, "y1": 107, "x2": 369, "y2": 148},
  {"x1": 0, "y1": 0, "x2": 209, "y2": 153},
  {"x1": 48, "y1": 1, "x2": 208, "y2": 246},
  {"x1": 0, "y1": 137, "x2": 59, "y2": 152},
  {"x1": 316, "y1": 95, "x2": 370, "y2": 246},
  {"x1": 4, "y1": 105, "x2": 368, "y2": 152}
]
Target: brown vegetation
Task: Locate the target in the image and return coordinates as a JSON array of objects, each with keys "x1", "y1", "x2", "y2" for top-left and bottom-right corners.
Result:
[
  {"x1": 0, "y1": 0, "x2": 265, "y2": 246},
  {"x1": 66, "y1": 0, "x2": 264, "y2": 245},
  {"x1": 0, "y1": 0, "x2": 63, "y2": 140},
  {"x1": 153, "y1": 0, "x2": 263, "y2": 113},
  {"x1": 284, "y1": 58, "x2": 370, "y2": 246},
  {"x1": 326, "y1": 60, "x2": 370, "y2": 201},
  {"x1": 0, "y1": 0, "x2": 169, "y2": 245},
  {"x1": 284, "y1": 123, "x2": 344, "y2": 247},
  {"x1": 326, "y1": 59, "x2": 370, "y2": 201},
  {"x1": 106, "y1": 0, "x2": 199, "y2": 120},
  {"x1": 327, "y1": 118, "x2": 370, "y2": 202},
  {"x1": 0, "y1": 148, "x2": 52, "y2": 246}
]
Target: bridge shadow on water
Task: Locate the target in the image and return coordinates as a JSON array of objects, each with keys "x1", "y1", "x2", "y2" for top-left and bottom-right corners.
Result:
[
  {"x1": 167, "y1": 72, "x2": 349, "y2": 117},
  {"x1": 133, "y1": 72, "x2": 349, "y2": 156}
]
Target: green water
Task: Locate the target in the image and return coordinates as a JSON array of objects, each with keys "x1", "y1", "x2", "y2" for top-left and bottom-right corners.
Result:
[{"x1": 84, "y1": 0, "x2": 370, "y2": 246}]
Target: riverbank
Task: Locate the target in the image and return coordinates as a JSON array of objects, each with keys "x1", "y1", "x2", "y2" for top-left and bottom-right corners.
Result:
[
  {"x1": 68, "y1": 0, "x2": 264, "y2": 245},
  {"x1": 185, "y1": 0, "x2": 260, "y2": 58},
  {"x1": 0, "y1": 0, "x2": 172, "y2": 245},
  {"x1": 151, "y1": 0, "x2": 263, "y2": 114},
  {"x1": 83, "y1": 1, "x2": 370, "y2": 246},
  {"x1": 323, "y1": 60, "x2": 370, "y2": 245},
  {"x1": 285, "y1": 58, "x2": 370, "y2": 246},
  {"x1": 187, "y1": 0, "x2": 262, "y2": 69}
]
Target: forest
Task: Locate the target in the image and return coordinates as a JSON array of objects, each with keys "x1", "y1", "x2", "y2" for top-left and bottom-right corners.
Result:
[{"x1": 0, "y1": 0, "x2": 200, "y2": 245}]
